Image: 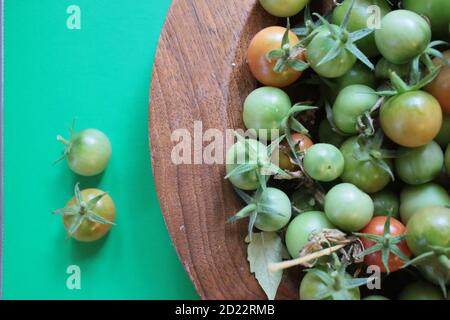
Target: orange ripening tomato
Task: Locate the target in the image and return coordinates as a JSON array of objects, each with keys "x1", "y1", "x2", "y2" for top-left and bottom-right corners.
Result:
[
  {"x1": 247, "y1": 26, "x2": 304, "y2": 88},
  {"x1": 279, "y1": 133, "x2": 313, "y2": 171},
  {"x1": 425, "y1": 50, "x2": 450, "y2": 114},
  {"x1": 359, "y1": 216, "x2": 411, "y2": 273}
]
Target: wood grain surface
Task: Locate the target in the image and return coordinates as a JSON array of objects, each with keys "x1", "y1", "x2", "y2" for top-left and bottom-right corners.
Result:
[{"x1": 149, "y1": 0, "x2": 332, "y2": 300}]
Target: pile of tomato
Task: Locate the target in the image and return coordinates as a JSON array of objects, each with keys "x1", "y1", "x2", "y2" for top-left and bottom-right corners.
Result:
[{"x1": 225, "y1": 0, "x2": 450, "y2": 300}]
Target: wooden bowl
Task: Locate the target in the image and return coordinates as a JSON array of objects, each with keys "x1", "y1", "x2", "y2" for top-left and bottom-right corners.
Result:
[{"x1": 149, "y1": 0, "x2": 333, "y2": 299}]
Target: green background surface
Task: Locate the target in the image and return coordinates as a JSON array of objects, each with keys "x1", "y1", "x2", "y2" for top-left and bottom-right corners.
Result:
[{"x1": 3, "y1": 0, "x2": 198, "y2": 299}]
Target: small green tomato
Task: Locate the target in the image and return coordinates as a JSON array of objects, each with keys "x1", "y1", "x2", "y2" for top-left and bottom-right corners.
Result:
[
  {"x1": 303, "y1": 144, "x2": 345, "y2": 182},
  {"x1": 57, "y1": 128, "x2": 112, "y2": 177},
  {"x1": 324, "y1": 183, "x2": 374, "y2": 232}
]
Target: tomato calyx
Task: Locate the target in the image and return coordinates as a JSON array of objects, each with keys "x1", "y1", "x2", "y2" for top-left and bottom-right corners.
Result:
[
  {"x1": 278, "y1": 103, "x2": 317, "y2": 167},
  {"x1": 308, "y1": 0, "x2": 375, "y2": 71},
  {"x1": 379, "y1": 67, "x2": 441, "y2": 97},
  {"x1": 410, "y1": 40, "x2": 450, "y2": 84},
  {"x1": 54, "y1": 119, "x2": 76, "y2": 164},
  {"x1": 354, "y1": 97, "x2": 384, "y2": 137},
  {"x1": 354, "y1": 214, "x2": 409, "y2": 274},
  {"x1": 352, "y1": 130, "x2": 396, "y2": 181},
  {"x1": 305, "y1": 254, "x2": 368, "y2": 300},
  {"x1": 291, "y1": 5, "x2": 325, "y2": 39},
  {"x1": 228, "y1": 187, "x2": 285, "y2": 241},
  {"x1": 53, "y1": 183, "x2": 115, "y2": 238},
  {"x1": 266, "y1": 19, "x2": 309, "y2": 74},
  {"x1": 225, "y1": 132, "x2": 289, "y2": 190}
]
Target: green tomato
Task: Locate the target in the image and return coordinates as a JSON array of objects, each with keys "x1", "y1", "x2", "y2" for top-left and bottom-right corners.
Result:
[
  {"x1": 299, "y1": 269, "x2": 360, "y2": 300},
  {"x1": 399, "y1": 282, "x2": 444, "y2": 300},
  {"x1": 333, "y1": 85, "x2": 379, "y2": 134},
  {"x1": 325, "y1": 62, "x2": 377, "y2": 102},
  {"x1": 340, "y1": 136, "x2": 392, "y2": 193},
  {"x1": 291, "y1": 189, "x2": 322, "y2": 214},
  {"x1": 375, "y1": 10, "x2": 431, "y2": 64},
  {"x1": 306, "y1": 25, "x2": 356, "y2": 78},
  {"x1": 403, "y1": 0, "x2": 450, "y2": 39},
  {"x1": 243, "y1": 87, "x2": 291, "y2": 141},
  {"x1": 285, "y1": 211, "x2": 335, "y2": 258},
  {"x1": 318, "y1": 119, "x2": 346, "y2": 148},
  {"x1": 406, "y1": 206, "x2": 450, "y2": 257},
  {"x1": 375, "y1": 58, "x2": 411, "y2": 80},
  {"x1": 332, "y1": 0, "x2": 391, "y2": 57},
  {"x1": 259, "y1": 0, "x2": 309, "y2": 17},
  {"x1": 446, "y1": 145, "x2": 450, "y2": 173},
  {"x1": 363, "y1": 295, "x2": 389, "y2": 300},
  {"x1": 417, "y1": 255, "x2": 450, "y2": 289},
  {"x1": 255, "y1": 188, "x2": 292, "y2": 232},
  {"x1": 225, "y1": 139, "x2": 270, "y2": 190},
  {"x1": 325, "y1": 183, "x2": 374, "y2": 232},
  {"x1": 399, "y1": 183, "x2": 450, "y2": 224},
  {"x1": 435, "y1": 114, "x2": 450, "y2": 147},
  {"x1": 395, "y1": 141, "x2": 444, "y2": 185},
  {"x1": 303, "y1": 143, "x2": 345, "y2": 182},
  {"x1": 371, "y1": 190, "x2": 399, "y2": 218},
  {"x1": 63, "y1": 129, "x2": 112, "y2": 177}
]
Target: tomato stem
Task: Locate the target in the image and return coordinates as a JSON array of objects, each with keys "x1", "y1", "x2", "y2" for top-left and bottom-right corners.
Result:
[
  {"x1": 57, "y1": 135, "x2": 70, "y2": 146},
  {"x1": 268, "y1": 244, "x2": 347, "y2": 273}
]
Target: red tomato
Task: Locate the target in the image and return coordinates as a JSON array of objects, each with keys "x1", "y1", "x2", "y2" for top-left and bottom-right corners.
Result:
[
  {"x1": 425, "y1": 50, "x2": 450, "y2": 114},
  {"x1": 359, "y1": 216, "x2": 411, "y2": 273},
  {"x1": 247, "y1": 26, "x2": 304, "y2": 87}
]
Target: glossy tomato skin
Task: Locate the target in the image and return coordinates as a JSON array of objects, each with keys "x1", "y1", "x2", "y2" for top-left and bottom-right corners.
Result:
[
  {"x1": 417, "y1": 254, "x2": 450, "y2": 288},
  {"x1": 380, "y1": 91, "x2": 442, "y2": 147},
  {"x1": 243, "y1": 87, "x2": 291, "y2": 141},
  {"x1": 375, "y1": 10, "x2": 431, "y2": 64},
  {"x1": 64, "y1": 189, "x2": 116, "y2": 242},
  {"x1": 225, "y1": 139, "x2": 269, "y2": 190},
  {"x1": 359, "y1": 216, "x2": 411, "y2": 273},
  {"x1": 67, "y1": 129, "x2": 112, "y2": 176},
  {"x1": 306, "y1": 25, "x2": 356, "y2": 78},
  {"x1": 326, "y1": 62, "x2": 377, "y2": 102},
  {"x1": 279, "y1": 133, "x2": 313, "y2": 171},
  {"x1": 407, "y1": 206, "x2": 450, "y2": 291},
  {"x1": 435, "y1": 114, "x2": 450, "y2": 147},
  {"x1": 333, "y1": 85, "x2": 379, "y2": 134},
  {"x1": 395, "y1": 141, "x2": 444, "y2": 185},
  {"x1": 340, "y1": 137, "x2": 392, "y2": 193},
  {"x1": 406, "y1": 206, "x2": 450, "y2": 257},
  {"x1": 259, "y1": 0, "x2": 309, "y2": 17},
  {"x1": 403, "y1": 0, "x2": 450, "y2": 39},
  {"x1": 303, "y1": 144, "x2": 345, "y2": 182},
  {"x1": 325, "y1": 183, "x2": 374, "y2": 232},
  {"x1": 247, "y1": 27, "x2": 303, "y2": 87},
  {"x1": 399, "y1": 183, "x2": 450, "y2": 224},
  {"x1": 318, "y1": 120, "x2": 346, "y2": 148},
  {"x1": 285, "y1": 211, "x2": 335, "y2": 258},
  {"x1": 255, "y1": 188, "x2": 292, "y2": 232},
  {"x1": 425, "y1": 50, "x2": 450, "y2": 114},
  {"x1": 332, "y1": 0, "x2": 391, "y2": 57},
  {"x1": 299, "y1": 269, "x2": 360, "y2": 300},
  {"x1": 371, "y1": 190, "x2": 399, "y2": 218},
  {"x1": 399, "y1": 282, "x2": 444, "y2": 300}
]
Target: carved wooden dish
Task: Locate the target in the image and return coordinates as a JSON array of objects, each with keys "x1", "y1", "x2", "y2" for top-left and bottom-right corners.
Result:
[{"x1": 149, "y1": 0, "x2": 333, "y2": 299}]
